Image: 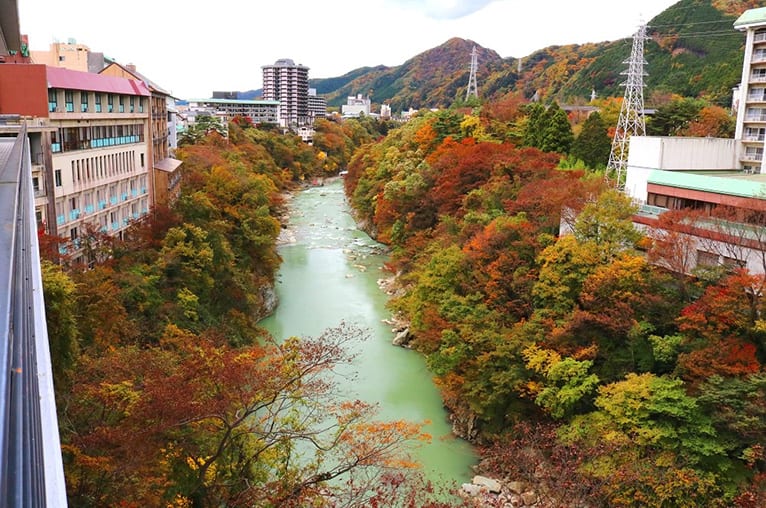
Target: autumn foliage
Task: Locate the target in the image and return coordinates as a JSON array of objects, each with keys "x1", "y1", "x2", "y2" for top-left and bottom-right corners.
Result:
[{"x1": 344, "y1": 101, "x2": 766, "y2": 506}]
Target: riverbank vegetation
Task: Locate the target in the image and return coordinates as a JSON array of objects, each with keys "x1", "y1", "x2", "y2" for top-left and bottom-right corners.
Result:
[
  {"x1": 344, "y1": 96, "x2": 766, "y2": 506},
  {"x1": 41, "y1": 117, "x2": 454, "y2": 506}
]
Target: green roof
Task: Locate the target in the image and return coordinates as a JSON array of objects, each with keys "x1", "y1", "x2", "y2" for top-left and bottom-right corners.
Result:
[
  {"x1": 734, "y1": 7, "x2": 766, "y2": 29},
  {"x1": 189, "y1": 98, "x2": 279, "y2": 105},
  {"x1": 648, "y1": 170, "x2": 766, "y2": 199}
]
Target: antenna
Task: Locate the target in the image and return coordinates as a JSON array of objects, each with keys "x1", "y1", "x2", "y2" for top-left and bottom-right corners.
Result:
[
  {"x1": 466, "y1": 46, "x2": 479, "y2": 101},
  {"x1": 606, "y1": 23, "x2": 649, "y2": 190}
]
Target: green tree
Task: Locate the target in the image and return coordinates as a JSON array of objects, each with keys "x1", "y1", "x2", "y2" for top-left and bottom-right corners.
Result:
[
  {"x1": 41, "y1": 260, "x2": 80, "y2": 384},
  {"x1": 571, "y1": 111, "x2": 611, "y2": 168},
  {"x1": 540, "y1": 102, "x2": 574, "y2": 154},
  {"x1": 647, "y1": 97, "x2": 704, "y2": 136},
  {"x1": 573, "y1": 189, "x2": 642, "y2": 262},
  {"x1": 522, "y1": 102, "x2": 546, "y2": 149},
  {"x1": 523, "y1": 344, "x2": 600, "y2": 419}
]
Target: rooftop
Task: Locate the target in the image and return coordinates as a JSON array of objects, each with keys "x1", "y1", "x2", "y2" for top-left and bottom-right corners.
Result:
[
  {"x1": 648, "y1": 169, "x2": 766, "y2": 199},
  {"x1": 734, "y1": 7, "x2": 766, "y2": 30},
  {"x1": 47, "y1": 66, "x2": 150, "y2": 96}
]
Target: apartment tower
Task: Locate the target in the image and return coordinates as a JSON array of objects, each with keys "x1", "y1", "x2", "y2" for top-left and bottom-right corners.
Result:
[{"x1": 261, "y1": 59, "x2": 309, "y2": 128}]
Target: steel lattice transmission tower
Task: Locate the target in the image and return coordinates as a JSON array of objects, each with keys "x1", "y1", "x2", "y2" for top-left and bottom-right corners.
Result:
[
  {"x1": 466, "y1": 45, "x2": 479, "y2": 100},
  {"x1": 607, "y1": 24, "x2": 649, "y2": 190}
]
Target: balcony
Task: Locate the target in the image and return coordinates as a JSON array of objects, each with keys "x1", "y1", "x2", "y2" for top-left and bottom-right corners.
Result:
[
  {"x1": 741, "y1": 153, "x2": 763, "y2": 162},
  {"x1": 745, "y1": 114, "x2": 766, "y2": 122},
  {"x1": 742, "y1": 134, "x2": 765, "y2": 142}
]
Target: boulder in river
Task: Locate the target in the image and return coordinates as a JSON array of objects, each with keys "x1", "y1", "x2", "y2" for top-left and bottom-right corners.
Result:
[{"x1": 392, "y1": 327, "x2": 412, "y2": 347}]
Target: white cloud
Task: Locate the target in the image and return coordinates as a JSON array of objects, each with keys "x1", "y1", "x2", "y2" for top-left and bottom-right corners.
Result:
[{"x1": 387, "y1": 0, "x2": 501, "y2": 19}]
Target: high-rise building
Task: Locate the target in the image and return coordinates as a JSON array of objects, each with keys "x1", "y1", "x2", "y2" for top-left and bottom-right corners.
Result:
[
  {"x1": 262, "y1": 59, "x2": 309, "y2": 128},
  {"x1": 734, "y1": 6, "x2": 766, "y2": 173}
]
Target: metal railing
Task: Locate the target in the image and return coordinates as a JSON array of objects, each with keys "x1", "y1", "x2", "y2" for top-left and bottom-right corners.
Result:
[{"x1": 0, "y1": 124, "x2": 68, "y2": 507}]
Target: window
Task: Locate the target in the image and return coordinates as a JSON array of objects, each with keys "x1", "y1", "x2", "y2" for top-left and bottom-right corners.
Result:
[
  {"x1": 81, "y1": 92, "x2": 88, "y2": 112},
  {"x1": 65, "y1": 90, "x2": 74, "y2": 112},
  {"x1": 32, "y1": 176, "x2": 40, "y2": 193},
  {"x1": 140, "y1": 153, "x2": 145, "y2": 167},
  {"x1": 108, "y1": 94, "x2": 114, "y2": 113},
  {"x1": 48, "y1": 89, "x2": 57, "y2": 112},
  {"x1": 70, "y1": 227, "x2": 78, "y2": 241},
  {"x1": 139, "y1": 98, "x2": 144, "y2": 113},
  {"x1": 697, "y1": 250, "x2": 719, "y2": 268},
  {"x1": 119, "y1": 96, "x2": 125, "y2": 113},
  {"x1": 130, "y1": 96, "x2": 135, "y2": 113},
  {"x1": 54, "y1": 169, "x2": 62, "y2": 187},
  {"x1": 94, "y1": 93, "x2": 102, "y2": 113}
]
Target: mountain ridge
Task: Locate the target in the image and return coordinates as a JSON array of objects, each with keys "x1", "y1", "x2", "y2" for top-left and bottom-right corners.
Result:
[{"x1": 244, "y1": 0, "x2": 751, "y2": 111}]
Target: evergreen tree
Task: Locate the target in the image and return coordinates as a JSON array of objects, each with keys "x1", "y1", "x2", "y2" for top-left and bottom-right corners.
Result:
[
  {"x1": 540, "y1": 102, "x2": 574, "y2": 154},
  {"x1": 522, "y1": 102, "x2": 546, "y2": 149},
  {"x1": 572, "y1": 111, "x2": 611, "y2": 168}
]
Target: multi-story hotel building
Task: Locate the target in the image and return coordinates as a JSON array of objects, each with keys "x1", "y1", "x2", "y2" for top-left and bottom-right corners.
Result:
[
  {"x1": 187, "y1": 98, "x2": 280, "y2": 126},
  {"x1": 262, "y1": 59, "x2": 310, "y2": 128},
  {"x1": 308, "y1": 88, "x2": 327, "y2": 121},
  {"x1": 735, "y1": 7, "x2": 766, "y2": 173},
  {"x1": 100, "y1": 62, "x2": 182, "y2": 206},
  {"x1": 0, "y1": 64, "x2": 152, "y2": 264}
]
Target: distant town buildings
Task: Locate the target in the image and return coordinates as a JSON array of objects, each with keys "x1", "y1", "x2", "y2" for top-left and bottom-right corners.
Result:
[
  {"x1": 308, "y1": 88, "x2": 327, "y2": 121},
  {"x1": 187, "y1": 98, "x2": 280, "y2": 126},
  {"x1": 262, "y1": 59, "x2": 310, "y2": 128},
  {"x1": 341, "y1": 94, "x2": 371, "y2": 118}
]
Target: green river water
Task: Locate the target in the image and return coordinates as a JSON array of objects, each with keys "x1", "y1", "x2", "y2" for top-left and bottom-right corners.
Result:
[{"x1": 259, "y1": 179, "x2": 477, "y2": 488}]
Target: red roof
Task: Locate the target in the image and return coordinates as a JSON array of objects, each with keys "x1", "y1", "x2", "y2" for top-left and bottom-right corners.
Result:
[{"x1": 46, "y1": 66, "x2": 151, "y2": 96}]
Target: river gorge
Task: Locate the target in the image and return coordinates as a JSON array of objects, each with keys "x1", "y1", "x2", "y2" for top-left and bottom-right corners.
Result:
[{"x1": 259, "y1": 179, "x2": 477, "y2": 487}]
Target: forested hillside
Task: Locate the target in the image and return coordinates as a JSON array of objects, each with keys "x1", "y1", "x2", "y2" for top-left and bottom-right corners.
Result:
[
  {"x1": 312, "y1": 0, "x2": 750, "y2": 110},
  {"x1": 41, "y1": 116, "x2": 452, "y2": 507},
  {"x1": 344, "y1": 99, "x2": 766, "y2": 505}
]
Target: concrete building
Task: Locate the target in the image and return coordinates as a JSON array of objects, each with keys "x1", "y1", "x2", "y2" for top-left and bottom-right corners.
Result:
[
  {"x1": 100, "y1": 62, "x2": 182, "y2": 206},
  {"x1": 621, "y1": 7, "x2": 766, "y2": 275},
  {"x1": 735, "y1": 7, "x2": 766, "y2": 173},
  {"x1": 308, "y1": 88, "x2": 327, "y2": 121},
  {"x1": 262, "y1": 59, "x2": 309, "y2": 128},
  {"x1": 30, "y1": 39, "x2": 106, "y2": 74},
  {"x1": 187, "y1": 98, "x2": 280, "y2": 126},
  {"x1": 0, "y1": 64, "x2": 152, "y2": 264},
  {"x1": 341, "y1": 94, "x2": 371, "y2": 118}
]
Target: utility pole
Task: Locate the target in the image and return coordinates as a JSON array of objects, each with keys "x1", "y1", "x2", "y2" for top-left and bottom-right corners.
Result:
[
  {"x1": 607, "y1": 23, "x2": 648, "y2": 190},
  {"x1": 466, "y1": 45, "x2": 479, "y2": 101}
]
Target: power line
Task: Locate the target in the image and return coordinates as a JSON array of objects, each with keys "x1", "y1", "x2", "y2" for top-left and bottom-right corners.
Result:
[{"x1": 607, "y1": 24, "x2": 649, "y2": 191}]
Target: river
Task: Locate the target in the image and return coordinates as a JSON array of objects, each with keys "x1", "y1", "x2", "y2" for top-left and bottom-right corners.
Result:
[{"x1": 259, "y1": 179, "x2": 477, "y2": 488}]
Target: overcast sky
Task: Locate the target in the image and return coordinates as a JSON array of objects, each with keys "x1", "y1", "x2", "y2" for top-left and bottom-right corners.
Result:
[{"x1": 19, "y1": 0, "x2": 682, "y2": 99}]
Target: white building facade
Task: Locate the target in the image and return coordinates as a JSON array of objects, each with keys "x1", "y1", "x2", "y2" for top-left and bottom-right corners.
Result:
[{"x1": 261, "y1": 59, "x2": 309, "y2": 128}]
